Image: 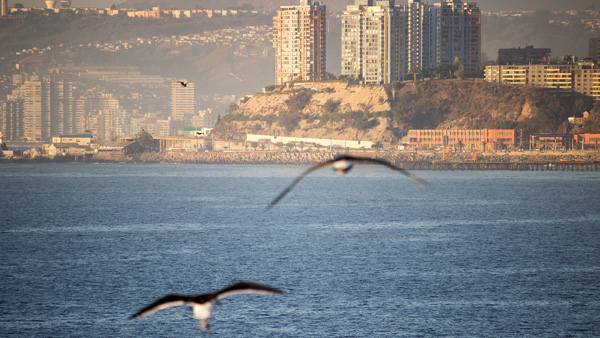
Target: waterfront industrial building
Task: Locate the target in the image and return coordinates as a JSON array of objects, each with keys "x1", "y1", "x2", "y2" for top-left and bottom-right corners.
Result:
[
  {"x1": 407, "y1": 129, "x2": 516, "y2": 151},
  {"x1": 247, "y1": 134, "x2": 373, "y2": 150},
  {"x1": 51, "y1": 133, "x2": 93, "y2": 145}
]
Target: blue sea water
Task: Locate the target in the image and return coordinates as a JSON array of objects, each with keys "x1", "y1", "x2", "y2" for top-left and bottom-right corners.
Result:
[{"x1": 0, "y1": 163, "x2": 599, "y2": 338}]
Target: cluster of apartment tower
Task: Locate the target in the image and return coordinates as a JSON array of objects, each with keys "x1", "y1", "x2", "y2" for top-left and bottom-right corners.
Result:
[
  {"x1": 0, "y1": 73, "x2": 212, "y2": 142},
  {"x1": 1, "y1": 74, "x2": 122, "y2": 142},
  {"x1": 273, "y1": 0, "x2": 481, "y2": 85}
]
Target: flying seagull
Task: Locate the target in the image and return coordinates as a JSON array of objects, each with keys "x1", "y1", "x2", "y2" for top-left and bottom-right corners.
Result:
[
  {"x1": 267, "y1": 154, "x2": 431, "y2": 209},
  {"x1": 178, "y1": 81, "x2": 187, "y2": 87},
  {"x1": 129, "y1": 281, "x2": 283, "y2": 330}
]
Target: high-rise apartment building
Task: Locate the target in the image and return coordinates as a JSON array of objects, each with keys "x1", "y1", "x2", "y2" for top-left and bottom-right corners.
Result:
[
  {"x1": 590, "y1": 37, "x2": 600, "y2": 62},
  {"x1": 403, "y1": 0, "x2": 431, "y2": 74},
  {"x1": 47, "y1": 79, "x2": 75, "y2": 136},
  {"x1": 1, "y1": 0, "x2": 8, "y2": 17},
  {"x1": 171, "y1": 81, "x2": 195, "y2": 120},
  {"x1": 273, "y1": 0, "x2": 326, "y2": 85},
  {"x1": 75, "y1": 94, "x2": 121, "y2": 140},
  {"x1": 4, "y1": 76, "x2": 75, "y2": 142},
  {"x1": 341, "y1": 0, "x2": 481, "y2": 82},
  {"x1": 341, "y1": 0, "x2": 403, "y2": 84},
  {"x1": 341, "y1": 4, "x2": 364, "y2": 80},
  {"x1": 0, "y1": 96, "x2": 25, "y2": 141},
  {"x1": 429, "y1": 0, "x2": 481, "y2": 76},
  {"x1": 21, "y1": 79, "x2": 44, "y2": 141}
]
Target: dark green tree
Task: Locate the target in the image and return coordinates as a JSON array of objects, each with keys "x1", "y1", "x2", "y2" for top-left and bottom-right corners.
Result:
[
  {"x1": 136, "y1": 129, "x2": 154, "y2": 150},
  {"x1": 409, "y1": 67, "x2": 422, "y2": 83},
  {"x1": 226, "y1": 102, "x2": 238, "y2": 115}
]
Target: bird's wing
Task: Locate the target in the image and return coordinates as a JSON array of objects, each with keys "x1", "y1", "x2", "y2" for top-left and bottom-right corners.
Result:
[
  {"x1": 129, "y1": 294, "x2": 189, "y2": 319},
  {"x1": 267, "y1": 159, "x2": 337, "y2": 209},
  {"x1": 215, "y1": 282, "x2": 283, "y2": 300},
  {"x1": 338, "y1": 155, "x2": 431, "y2": 187}
]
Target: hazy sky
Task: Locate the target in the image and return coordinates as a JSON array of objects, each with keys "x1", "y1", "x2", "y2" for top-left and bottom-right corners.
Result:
[{"x1": 7, "y1": 0, "x2": 599, "y2": 11}]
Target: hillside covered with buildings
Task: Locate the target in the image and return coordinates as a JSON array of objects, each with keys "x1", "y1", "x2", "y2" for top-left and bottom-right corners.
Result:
[{"x1": 1, "y1": 0, "x2": 600, "y2": 153}]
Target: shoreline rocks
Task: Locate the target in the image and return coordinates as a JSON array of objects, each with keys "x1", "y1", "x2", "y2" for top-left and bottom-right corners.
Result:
[{"x1": 3, "y1": 150, "x2": 599, "y2": 167}]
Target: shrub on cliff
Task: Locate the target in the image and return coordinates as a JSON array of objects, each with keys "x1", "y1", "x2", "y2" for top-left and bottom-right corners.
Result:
[
  {"x1": 285, "y1": 89, "x2": 312, "y2": 114},
  {"x1": 323, "y1": 98, "x2": 341, "y2": 114},
  {"x1": 264, "y1": 85, "x2": 280, "y2": 92},
  {"x1": 278, "y1": 110, "x2": 302, "y2": 132},
  {"x1": 344, "y1": 110, "x2": 378, "y2": 130}
]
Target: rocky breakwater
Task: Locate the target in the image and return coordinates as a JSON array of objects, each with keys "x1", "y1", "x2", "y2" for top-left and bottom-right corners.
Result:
[
  {"x1": 137, "y1": 150, "x2": 600, "y2": 172},
  {"x1": 139, "y1": 151, "x2": 335, "y2": 165}
]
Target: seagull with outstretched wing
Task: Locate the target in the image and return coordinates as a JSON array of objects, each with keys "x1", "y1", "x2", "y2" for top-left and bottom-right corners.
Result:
[
  {"x1": 129, "y1": 281, "x2": 283, "y2": 330},
  {"x1": 178, "y1": 81, "x2": 187, "y2": 87},
  {"x1": 267, "y1": 154, "x2": 431, "y2": 209}
]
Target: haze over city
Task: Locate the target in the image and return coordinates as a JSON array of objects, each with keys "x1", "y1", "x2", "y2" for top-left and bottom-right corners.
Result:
[
  {"x1": 1, "y1": 0, "x2": 599, "y2": 149},
  {"x1": 7, "y1": 0, "x2": 600, "y2": 11},
  {"x1": 1, "y1": 1, "x2": 600, "y2": 338}
]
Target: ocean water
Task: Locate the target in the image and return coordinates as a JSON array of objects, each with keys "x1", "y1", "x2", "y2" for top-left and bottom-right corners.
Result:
[{"x1": 0, "y1": 163, "x2": 599, "y2": 338}]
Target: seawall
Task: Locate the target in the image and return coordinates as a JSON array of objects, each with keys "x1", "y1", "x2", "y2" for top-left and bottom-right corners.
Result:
[
  {"x1": 133, "y1": 151, "x2": 600, "y2": 171},
  {"x1": 3, "y1": 150, "x2": 599, "y2": 171}
]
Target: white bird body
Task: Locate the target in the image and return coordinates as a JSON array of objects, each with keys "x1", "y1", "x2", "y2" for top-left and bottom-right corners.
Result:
[
  {"x1": 332, "y1": 159, "x2": 353, "y2": 173},
  {"x1": 193, "y1": 303, "x2": 212, "y2": 320}
]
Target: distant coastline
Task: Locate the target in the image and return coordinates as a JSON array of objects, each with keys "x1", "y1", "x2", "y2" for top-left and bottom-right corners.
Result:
[{"x1": 2, "y1": 150, "x2": 599, "y2": 171}]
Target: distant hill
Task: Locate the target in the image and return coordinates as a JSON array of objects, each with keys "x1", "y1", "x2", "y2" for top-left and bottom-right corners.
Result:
[
  {"x1": 8, "y1": 0, "x2": 599, "y2": 11},
  {"x1": 211, "y1": 79, "x2": 600, "y2": 143},
  {"x1": 114, "y1": 0, "x2": 599, "y2": 12},
  {"x1": 2, "y1": 3, "x2": 598, "y2": 116},
  {"x1": 0, "y1": 14, "x2": 275, "y2": 96},
  {"x1": 117, "y1": 0, "x2": 279, "y2": 11},
  {"x1": 110, "y1": 1, "x2": 598, "y2": 68}
]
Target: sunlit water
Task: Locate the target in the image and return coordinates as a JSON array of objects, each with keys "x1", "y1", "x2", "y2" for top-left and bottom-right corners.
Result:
[{"x1": 1, "y1": 163, "x2": 599, "y2": 337}]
